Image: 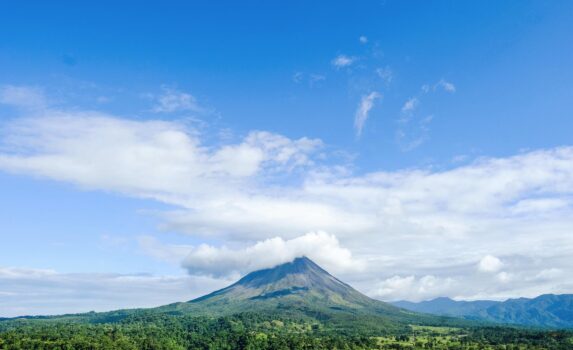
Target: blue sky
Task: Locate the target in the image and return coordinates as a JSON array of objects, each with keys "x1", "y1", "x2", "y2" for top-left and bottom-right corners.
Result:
[{"x1": 1, "y1": 1, "x2": 573, "y2": 316}]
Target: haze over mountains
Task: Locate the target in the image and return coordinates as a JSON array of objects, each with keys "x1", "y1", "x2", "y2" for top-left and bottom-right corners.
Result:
[
  {"x1": 392, "y1": 294, "x2": 573, "y2": 328},
  {"x1": 3, "y1": 256, "x2": 572, "y2": 331}
]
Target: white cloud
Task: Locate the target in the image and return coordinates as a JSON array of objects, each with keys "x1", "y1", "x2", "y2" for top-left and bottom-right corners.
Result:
[
  {"x1": 0, "y1": 266, "x2": 230, "y2": 317},
  {"x1": 510, "y1": 198, "x2": 569, "y2": 214},
  {"x1": 331, "y1": 54, "x2": 356, "y2": 69},
  {"x1": 375, "y1": 66, "x2": 393, "y2": 85},
  {"x1": 151, "y1": 86, "x2": 202, "y2": 113},
  {"x1": 0, "y1": 85, "x2": 47, "y2": 109},
  {"x1": 397, "y1": 97, "x2": 431, "y2": 151},
  {"x1": 2, "y1": 87, "x2": 573, "y2": 304},
  {"x1": 0, "y1": 266, "x2": 57, "y2": 278},
  {"x1": 395, "y1": 78, "x2": 456, "y2": 151},
  {"x1": 292, "y1": 73, "x2": 326, "y2": 86},
  {"x1": 179, "y1": 231, "x2": 365, "y2": 277},
  {"x1": 354, "y1": 91, "x2": 382, "y2": 137},
  {"x1": 496, "y1": 271, "x2": 512, "y2": 283},
  {"x1": 309, "y1": 74, "x2": 326, "y2": 86},
  {"x1": 401, "y1": 97, "x2": 419, "y2": 114},
  {"x1": 478, "y1": 255, "x2": 503, "y2": 272},
  {"x1": 532, "y1": 268, "x2": 563, "y2": 281},
  {"x1": 0, "y1": 114, "x2": 321, "y2": 200},
  {"x1": 138, "y1": 236, "x2": 193, "y2": 264},
  {"x1": 435, "y1": 79, "x2": 456, "y2": 93},
  {"x1": 370, "y1": 275, "x2": 457, "y2": 301},
  {"x1": 359, "y1": 36, "x2": 368, "y2": 44},
  {"x1": 292, "y1": 72, "x2": 304, "y2": 83}
]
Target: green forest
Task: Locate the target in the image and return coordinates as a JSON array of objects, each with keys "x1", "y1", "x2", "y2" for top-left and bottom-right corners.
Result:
[{"x1": 1, "y1": 312, "x2": 572, "y2": 350}]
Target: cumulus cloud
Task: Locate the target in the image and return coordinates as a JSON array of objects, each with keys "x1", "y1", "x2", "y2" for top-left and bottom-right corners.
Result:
[
  {"x1": 0, "y1": 114, "x2": 322, "y2": 201},
  {"x1": 178, "y1": 231, "x2": 365, "y2": 277},
  {"x1": 478, "y1": 255, "x2": 503, "y2": 272},
  {"x1": 354, "y1": 91, "x2": 382, "y2": 137},
  {"x1": 331, "y1": 54, "x2": 356, "y2": 69}
]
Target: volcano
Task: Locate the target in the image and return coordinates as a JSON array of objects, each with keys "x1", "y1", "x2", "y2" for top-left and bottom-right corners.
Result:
[
  {"x1": 157, "y1": 257, "x2": 452, "y2": 331},
  {"x1": 189, "y1": 256, "x2": 387, "y2": 309}
]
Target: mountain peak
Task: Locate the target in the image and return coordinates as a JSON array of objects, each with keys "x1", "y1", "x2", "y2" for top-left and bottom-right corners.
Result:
[
  {"x1": 234, "y1": 256, "x2": 325, "y2": 288},
  {"x1": 195, "y1": 256, "x2": 347, "y2": 299},
  {"x1": 188, "y1": 256, "x2": 387, "y2": 312},
  {"x1": 291, "y1": 255, "x2": 313, "y2": 265}
]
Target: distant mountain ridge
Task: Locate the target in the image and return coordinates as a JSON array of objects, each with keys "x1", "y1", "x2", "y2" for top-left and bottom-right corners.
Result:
[
  {"x1": 392, "y1": 294, "x2": 573, "y2": 328},
  {"x1": 393, "y1": 297, "x2": 499, "y2": 317}
]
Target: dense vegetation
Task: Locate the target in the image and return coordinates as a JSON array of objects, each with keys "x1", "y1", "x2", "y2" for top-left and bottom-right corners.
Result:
[{"x1": 1, "y1": 313, "x2": 572, "y2": 349}]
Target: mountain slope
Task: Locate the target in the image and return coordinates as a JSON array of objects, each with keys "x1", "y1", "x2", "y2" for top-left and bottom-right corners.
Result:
[
  {"x1": 392, "y1": 294, "x2": 573, "y2": 328},
  {"x1": 156, "y1": 257, "x2": 466, "y2": 332},
  {"x1": 190, "y1": 256, "x2": 385, "y2": 309}
]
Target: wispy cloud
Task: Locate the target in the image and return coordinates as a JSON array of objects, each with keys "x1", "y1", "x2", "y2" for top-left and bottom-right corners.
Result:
[
  {"x1": 292, "y1": 72, "x2": 326, "y2": 86},
  {"x1": 150, "y1": 86, "x2": 203, "y2": 113},
  {"x1": 401, "y1": 97, "x2": 419, "y2": 114},
  {"x1": 0, "y1": 85, "x2": 47, "y2": 110},
  {"x1": 309, "y1": 74, "x2": 326, "y2": 86},
  {"x1": 0, "y1": 266, "x2": 230, "y2": 317},
  {"x1": 435, "y1": 79, "x2": 456, "y2": 93},
  {"x1": 331, "y1": 54, "x2": 356, "y2": 69},
  {"x1": 292, "y1": 72, "x2": 304, "y2": 83},
  {"x1": 354, "y1": 92, "x2": 382, "y2": 137},
  {"x1": 375, "y1": 66, "x2": 393, "y2": 85},
  {"x1": 395, "y1": 77, "x2": 455, "y2": 151},
  {"x1": 396, "y1": 96, "x2": 429, "y2": 151}
]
